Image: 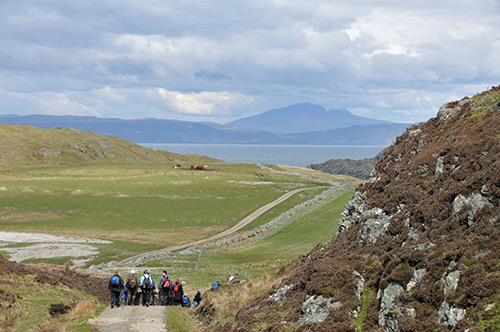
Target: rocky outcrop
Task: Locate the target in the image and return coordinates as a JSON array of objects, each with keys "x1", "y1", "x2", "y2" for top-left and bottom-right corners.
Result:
[
  {"x1": 209, "y1": 86, "x2": 500, "y2": 332},
  {"x1": 297, "y1": 296, "x2": 342, "y2": 325},
  {"x1": 452, "y1": 193, "x2": 493, "y2": 226},
  {"x1": 308, "y1": 149, "x2": 386, "y2": 180}
]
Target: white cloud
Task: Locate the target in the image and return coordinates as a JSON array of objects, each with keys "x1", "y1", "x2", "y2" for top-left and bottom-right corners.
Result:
[
  {"x1": 34, "y1": 92, "x2": 98, "y2": 116},
  {"x1": 151, "y1": 89, "x2": 254, "y2": 116},
  {"x1": 94, "y1": 86, "x2": 127, "y2": 102},
  {"x1": 365, "y1": 44, "x2": 422, "y2": 58}
]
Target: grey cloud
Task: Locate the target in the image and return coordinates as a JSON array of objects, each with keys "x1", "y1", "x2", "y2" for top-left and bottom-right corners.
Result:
[{"x1": 0, "y1": 0, "x2": 499, "y2": 123}]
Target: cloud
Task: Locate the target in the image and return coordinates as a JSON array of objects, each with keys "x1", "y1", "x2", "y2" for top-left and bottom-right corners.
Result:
[
  {"x1": 150, "y1": 89, "x2": 255, "y2": 116},
  {"x1": 34, "y1": 92, "x2": 98, "y2": 116},
  {"x1": 0, "y1": 0, "x2": 499, "y2": 124},
  {"x1": 93, "y1": 86, "x2": 127, "y2": 102}
]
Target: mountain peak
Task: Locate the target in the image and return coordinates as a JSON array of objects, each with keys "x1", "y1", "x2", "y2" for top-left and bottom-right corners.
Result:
[{"x1": 227, "y1": 103, "x2": 390, "y2": 134}]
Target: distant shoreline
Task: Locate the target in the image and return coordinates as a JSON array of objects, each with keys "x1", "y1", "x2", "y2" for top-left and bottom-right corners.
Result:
[{"x1": 140, "y1": 143, "x2": 386, "y2": 168}]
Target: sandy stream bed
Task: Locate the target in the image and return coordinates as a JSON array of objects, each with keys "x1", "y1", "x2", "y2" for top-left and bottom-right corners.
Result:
[{"x1": 0, "y1": 231, "x2": 110, "y2": 265}]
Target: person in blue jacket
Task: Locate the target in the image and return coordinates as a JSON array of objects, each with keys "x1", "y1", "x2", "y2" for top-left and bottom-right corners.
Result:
[
  {"x1": 211, "y1": 279, "x2": 220, "y2": 291},
  {"x1": 108, "y1": 271, "x2": 124, "y2": 308}
]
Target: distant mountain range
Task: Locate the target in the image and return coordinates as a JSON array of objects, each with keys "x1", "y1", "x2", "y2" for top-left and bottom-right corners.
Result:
[{"x1": 0, "y1": 103, "x2": 413, "y2": 145}]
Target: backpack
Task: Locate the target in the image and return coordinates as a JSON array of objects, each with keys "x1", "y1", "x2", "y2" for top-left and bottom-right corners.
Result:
[
  {"x1": 111, "y1": 275, "x2": 120, "y2": 286},
  {"x1": 183, "y1": 295, "x2": 189, "y2": 304},
  {"x1": 129, "y1": 275, "x2": 137, "y2": 288},
  {"x1": 174, "y1": 283, "x2": 180, "y2": 293},
  {"x1": 143, "y1": 276, "x2": 152, "y2": 289},
  {"x1": 163, "y1": 278, "x2": 170, "y2": 288}
]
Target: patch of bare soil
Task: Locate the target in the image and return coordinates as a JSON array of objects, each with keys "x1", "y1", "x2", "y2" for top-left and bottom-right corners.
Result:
[
  {"x1": 0, "y1": 256, "x2": 108, "y2": 303},
  {"x1": 89, "y1": 306, "x2": 167, "y2": 332}
]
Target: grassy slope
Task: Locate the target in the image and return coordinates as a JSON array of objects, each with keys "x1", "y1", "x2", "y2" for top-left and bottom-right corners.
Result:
[{"x1": 0, "y1": 124, "x2": 216, "y2": 170}]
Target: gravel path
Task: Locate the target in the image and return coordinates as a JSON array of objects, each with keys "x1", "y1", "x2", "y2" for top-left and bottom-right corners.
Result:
[{"x1": 89, "y1": 306, "x2": 167, "y2": 331}]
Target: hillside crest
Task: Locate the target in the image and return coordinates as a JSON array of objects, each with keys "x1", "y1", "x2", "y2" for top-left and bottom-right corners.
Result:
[{"x1": 0, "y1": 124, "x2": 217, "y2": 170}]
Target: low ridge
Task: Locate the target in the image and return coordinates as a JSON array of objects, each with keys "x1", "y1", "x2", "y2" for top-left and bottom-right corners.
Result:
[{"x1": 0, "y1": 124, "x2": 218, "y2": 170}]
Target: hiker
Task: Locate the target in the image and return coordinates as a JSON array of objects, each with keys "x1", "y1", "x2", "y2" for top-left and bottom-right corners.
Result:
[
  {"x1": 122, "y1": 282, "x2": 128, "y2": 306},
  {"x1": 172, "y1": 279, "x2": 184, "y2": 306},
  {"x1": 147, "y1": 271, "x2": 157, "y2": 306},
  {"x1": 158, "y1": 270, "x2": 172, "y2": 306},
  {"x1": 193, "y1": 289, "x2": 202, "y2": 308},
  {"x1": 211, "y1": 279, "x2": 220, "y2": 291},
  {"x1": 108, "y1": 271, "x2": 124, "y2": 308},
  {"x1": 228, "y1": 273, "x2": 239, "y2": 284},
  {"x1": 126, "y1": 270, "x2": 139, "y2": 305},
  {"x1": 140, "y1": 270, "x2": 154, "y2": 307},
  {"x1": 181, "y1": 294, "x2": 191, "y2": 308}
]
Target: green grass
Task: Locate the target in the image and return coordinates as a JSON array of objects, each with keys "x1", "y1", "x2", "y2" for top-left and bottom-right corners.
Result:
[
  {"x1": 352, "y1": 288, "x2": 376, "y2": 332},
  {"x1": 0, "y1": 163, "x2": 324, "y2": 251},
  {"x1": 0, "y1": 125, "x2": 361, "y2": 330},
  {"x1": 475, "y1": 302, "x2": 500, "y2": 332},
  {"x1": 470, "y1": 92, "x2": 500, "y2": 123},
  {"x1": 165, "y1": 306, "x2": 200, "y2": 332},
  {"x1": 239, "y1": 187, "x2": 328, "y2": 231}
]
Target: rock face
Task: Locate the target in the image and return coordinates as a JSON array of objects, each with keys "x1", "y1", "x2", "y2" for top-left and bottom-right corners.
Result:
[{"x1": 216, "y1": 86, "x2": 500, "y2": 331}]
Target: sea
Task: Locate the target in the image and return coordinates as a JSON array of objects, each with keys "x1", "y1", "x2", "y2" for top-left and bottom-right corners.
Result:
[{"x1": 140, "y1": 143, "x2": 386, "y2": 168}]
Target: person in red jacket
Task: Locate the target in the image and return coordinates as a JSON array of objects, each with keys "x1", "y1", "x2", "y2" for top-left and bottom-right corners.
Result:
[{"x1": 172, "y1": 279, "x2": 184, "y2": 306}]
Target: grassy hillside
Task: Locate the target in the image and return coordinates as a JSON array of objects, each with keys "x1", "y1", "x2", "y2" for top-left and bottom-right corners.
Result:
[{"x1": 0, "y1": 124, "x2": 217, "y2": 170}]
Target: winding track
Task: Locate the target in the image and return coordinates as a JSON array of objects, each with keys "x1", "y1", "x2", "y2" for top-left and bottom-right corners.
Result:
[{"x1": 120, "y1": 186, "x2": 323, "y2": 265}]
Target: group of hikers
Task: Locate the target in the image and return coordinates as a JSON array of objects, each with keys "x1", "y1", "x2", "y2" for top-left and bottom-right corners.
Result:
[{"x1": 108, "y1": 269, "x2": 203, "y2": 309}]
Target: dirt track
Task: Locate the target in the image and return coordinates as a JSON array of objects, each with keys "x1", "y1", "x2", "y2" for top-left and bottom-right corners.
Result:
[
  {"x1": 120, "y1": 186, "x2": 321, "y2": 264},
  {"x1": 89, "y1": 306, "x2": 167, "y2": 331}
]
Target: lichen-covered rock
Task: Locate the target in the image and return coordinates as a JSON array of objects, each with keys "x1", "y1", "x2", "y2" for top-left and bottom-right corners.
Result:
[
  {"x1": 437, "y1": 98, "x2": 470, "y2": 121},
  {"x1": 452, "y1": 193, "x2": 493, "y2": 225},
  {"x1": 438, "y1": 302, "x2": 466, "y2": 326},
  {"x1": 406, "y1": 268, "x2": 426, "y2": 291},
  {"x1": 338, "y1": 191, "x2": 368, "y2": 232},
  {"x1": 297, "y1": 295, "x2": 341, "y2": 325},
  {"x1": 269, "y1": 284, "x2": 294, "y2": 302},
  {"x1": 356, "y1": 214, "x2": 392, "y2": 243},
  {"x1": 378, "y1": 282, "x2": 404, "y2": 331},
  {"x1": 443, "y1": 270, "x2": 461, "y2": 297}
]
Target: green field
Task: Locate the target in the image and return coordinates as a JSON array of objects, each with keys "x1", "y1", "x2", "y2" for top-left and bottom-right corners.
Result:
[{"x1": 0, "y1": 162, "x2": 354, "y2": 268}]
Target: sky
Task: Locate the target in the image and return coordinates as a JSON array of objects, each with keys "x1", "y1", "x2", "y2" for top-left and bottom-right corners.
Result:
[{"x1": 0, "y1": 0, "x2": 499, "y2": 124}]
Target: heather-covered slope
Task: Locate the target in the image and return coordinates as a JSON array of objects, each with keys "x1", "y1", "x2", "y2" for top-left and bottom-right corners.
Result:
[{"x1": 203, "y1": 87, "x2": 500, "y2": 331}]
